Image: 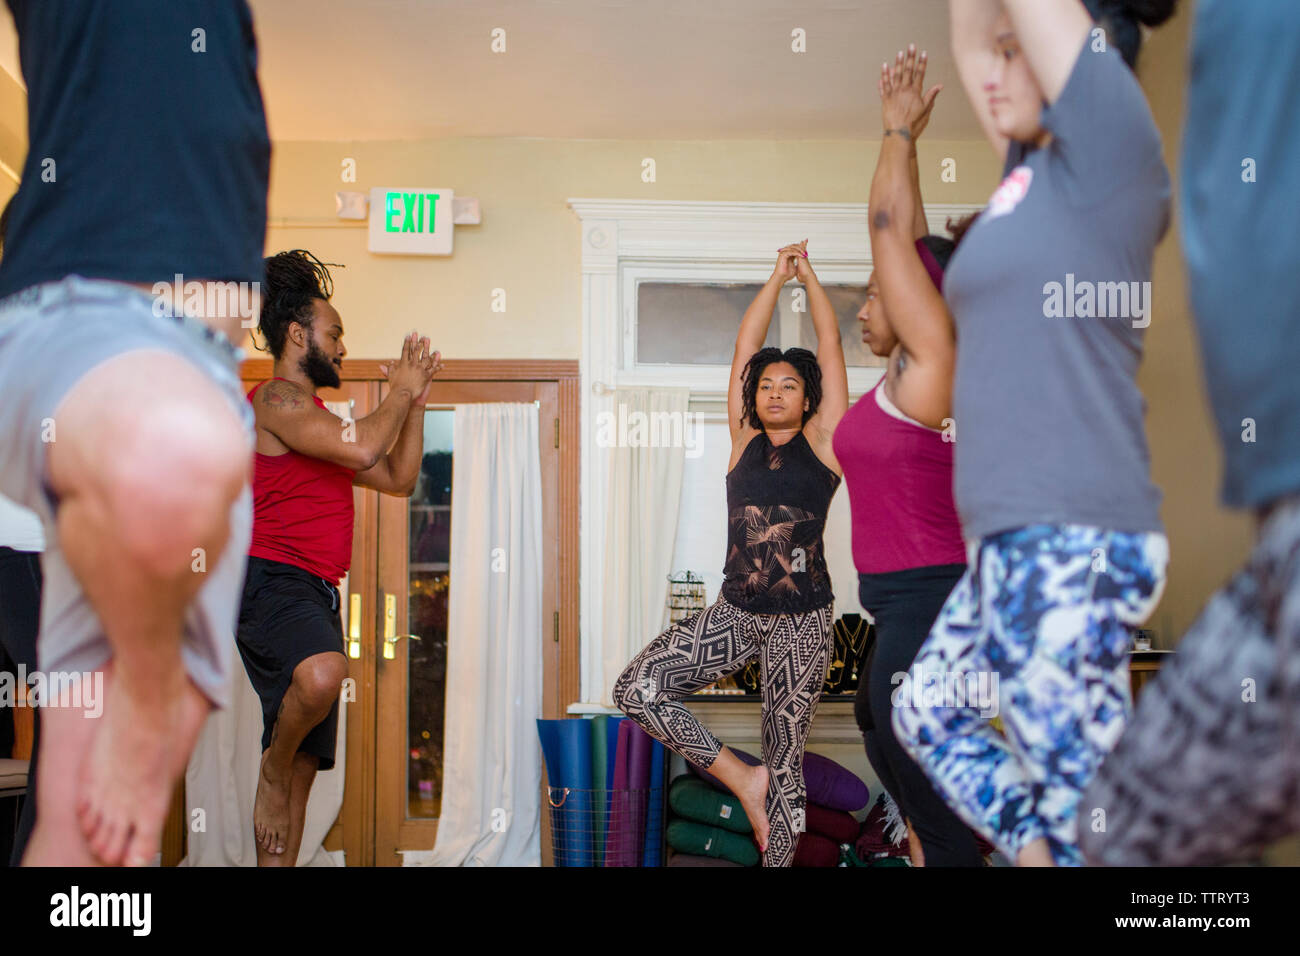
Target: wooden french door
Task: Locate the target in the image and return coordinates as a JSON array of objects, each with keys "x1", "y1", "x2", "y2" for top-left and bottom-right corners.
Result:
[{"x1": 368, "y1": 380, "x2": 561, "y2": 864}]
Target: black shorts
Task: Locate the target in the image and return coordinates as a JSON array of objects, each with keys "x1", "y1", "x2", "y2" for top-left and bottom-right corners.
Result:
[{"x1": 235, "y1": 556, "x2": 345, "y2": 771}]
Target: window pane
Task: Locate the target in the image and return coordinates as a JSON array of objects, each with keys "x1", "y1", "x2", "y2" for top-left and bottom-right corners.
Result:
[
  {"x1": 637, "y1": 282, "x2": 779, "y2": 365},
  {"x1": 408, "y1": 410, "x2": 453, "y2": 819},
  {"x1": 793, "y1": 285, "x2": 884, "y2": 368}
]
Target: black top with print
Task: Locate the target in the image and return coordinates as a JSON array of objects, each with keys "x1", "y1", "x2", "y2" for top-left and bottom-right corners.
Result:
[{"x1": 720, "y1": 431, "x2": 840, "y2": 614}]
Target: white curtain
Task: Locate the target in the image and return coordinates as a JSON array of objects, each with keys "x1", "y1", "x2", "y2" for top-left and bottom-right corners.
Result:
[
  {"x1": 426, "y1": 402, "x2": 544, "y2": 867},
  {"x1": 598, "y1": 387, "x2": 688, "y2": 706},
  {"x1": 182, "y1": 399, "x2": 355, "y2": 867},
  {"x1": 182, "y1": 609, "x2": 347, "y2": 867}
]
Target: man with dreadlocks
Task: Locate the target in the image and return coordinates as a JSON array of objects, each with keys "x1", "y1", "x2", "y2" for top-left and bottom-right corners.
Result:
[{"x1": 237, "y1": 250, "x2": 439, "y2": 865}]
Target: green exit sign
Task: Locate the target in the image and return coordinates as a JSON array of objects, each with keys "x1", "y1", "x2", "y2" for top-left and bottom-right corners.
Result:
[{"x1": 368, "y1": 187, "x2": 454, "y2": 255}]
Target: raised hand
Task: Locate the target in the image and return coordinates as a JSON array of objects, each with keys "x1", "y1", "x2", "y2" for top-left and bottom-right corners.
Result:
[
  {"x1": 790, "y1": 240, "x2": 817, "y2": 283},
  {"x1": 880, "y1": 44, "x2": 942, "y2": 140},
  {"x1": 772, "y1": 242, "x2": 807, "y2": 284}
]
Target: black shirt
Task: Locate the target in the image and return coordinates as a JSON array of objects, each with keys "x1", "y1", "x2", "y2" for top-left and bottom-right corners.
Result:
[
  {"x1": 0, "y1": 0, "x2": 271, "y2": 299},
  {"x1": 720, "y1": 431, "x2": 839, "y2": 614}
]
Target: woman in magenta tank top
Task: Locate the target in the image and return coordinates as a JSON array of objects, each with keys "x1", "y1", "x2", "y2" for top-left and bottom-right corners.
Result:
[
  {"x1": 612, "y1": 240, "x2": 850, "y2": 866},
  {"x1": 830, "y1": 48, "x2": 985, "y2": 866}
]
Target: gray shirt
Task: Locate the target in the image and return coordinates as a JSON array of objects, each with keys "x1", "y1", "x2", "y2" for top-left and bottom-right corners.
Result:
[{"x1": 944, "y1": 40, "x2": 1168, "y2": 542}]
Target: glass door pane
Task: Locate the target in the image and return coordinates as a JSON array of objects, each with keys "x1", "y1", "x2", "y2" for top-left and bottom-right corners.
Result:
[{"x1": 407, "y1": 410, "x2": 453, "y2": 819}]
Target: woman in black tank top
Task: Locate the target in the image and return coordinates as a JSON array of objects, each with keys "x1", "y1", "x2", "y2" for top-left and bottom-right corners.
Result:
[{"x1": 612, "y1": 243, "x2": 849, "y2": 867}]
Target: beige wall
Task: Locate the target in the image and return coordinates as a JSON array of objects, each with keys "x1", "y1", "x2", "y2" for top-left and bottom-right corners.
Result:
[
  {"x1": 263, "y1": 136, "x2": 1002, "y2": 360},
  {"x1": 0, "y1": 0, "x2": 1255, "y2": 647},
  {"x1": 1136, "y1": 0, "x2": 1254, "y2": 643}
]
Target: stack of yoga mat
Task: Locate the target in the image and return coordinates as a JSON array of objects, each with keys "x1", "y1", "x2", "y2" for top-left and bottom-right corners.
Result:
[
  {"x1": 536, "y1": 716, "x2": 666, "y2": 867},
  {"x1": 670, "y1": 746, "x2": 872, "y2": 867}
]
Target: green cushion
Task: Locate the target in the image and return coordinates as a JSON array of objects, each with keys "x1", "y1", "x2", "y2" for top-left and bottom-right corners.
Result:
[
  {"x1": 666, "y1": 820, "x2": 759, "y2": 867},
  {"x1": 668, "y1": 776, "x2": 752, "y2": 834}
]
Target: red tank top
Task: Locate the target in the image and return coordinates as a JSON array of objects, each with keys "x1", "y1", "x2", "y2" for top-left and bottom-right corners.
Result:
[
  {"x1": 831, "y1": 379, "x2": 966, "y2": 574},
  {"x1": 246, "y1": 379, "x2": 356, "y2": 584}
]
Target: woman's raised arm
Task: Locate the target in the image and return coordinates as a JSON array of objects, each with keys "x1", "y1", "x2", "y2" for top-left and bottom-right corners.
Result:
[
  {"x1": 728, "y1": 247, "x2": 798, "y2": 443},
  {"x1": 795, "y1": 250, "x2": 849, "y2": 447},
  {"x1": 1000, "y1": 0, "x2": 1094, "y2": 105},
  {"x1": 950, "y1": 0, "x2": 1012, "y2": 163},
  {"x1": 870, "y1": 48, "x2": 957, "y2": 428}
]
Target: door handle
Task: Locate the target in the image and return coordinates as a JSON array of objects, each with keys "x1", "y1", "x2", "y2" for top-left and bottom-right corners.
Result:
[
  {"x1": 382, "y1": 592, "x2": 421, "y2": 660},
  {"x1": 348, "y1": 593, "x2": 363, "y2": 659}
]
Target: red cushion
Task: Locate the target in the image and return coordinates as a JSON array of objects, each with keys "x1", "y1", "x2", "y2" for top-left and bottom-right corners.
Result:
[
  {"x1": 805, "y1": 803, "x2": 859, "y2": 843},
  {"x1": 793, "y1": 831, "x2": 840, "y2": 867}
]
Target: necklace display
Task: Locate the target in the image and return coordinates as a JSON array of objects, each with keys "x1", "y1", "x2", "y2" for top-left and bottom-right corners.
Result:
[{"x1": 824, "y1": 613, "x2": 873, "y2": 694}]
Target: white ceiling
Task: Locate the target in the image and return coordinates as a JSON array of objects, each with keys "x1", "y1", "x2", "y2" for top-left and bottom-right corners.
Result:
[{"x1": 0, "y1": 0, "x2": 982, "y2": 142}]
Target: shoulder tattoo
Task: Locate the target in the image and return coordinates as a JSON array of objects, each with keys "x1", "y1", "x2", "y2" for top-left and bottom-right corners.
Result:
[{"x1": 260, "y1": 379, "x2": 306, "y2": 410}]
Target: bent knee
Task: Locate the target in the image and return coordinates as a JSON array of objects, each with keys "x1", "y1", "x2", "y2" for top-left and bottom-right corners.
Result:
[
  {"x1": 53, "y1": 351, "x2": 249, "y2": 510},
  {"x1": 293, "y1": 655, "x2": 347, "y2": 710},
  {"x1": 610, "y1": 669, "x2": 646, "y2": 716}
]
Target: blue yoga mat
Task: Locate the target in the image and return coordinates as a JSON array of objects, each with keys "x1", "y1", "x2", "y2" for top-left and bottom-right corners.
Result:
[
  {"x1": 536, "y1": 718, "x2": 594, "y2": 867},
  {"x1": 642, "y1": 740, "x2": 666, "y2": 866}
]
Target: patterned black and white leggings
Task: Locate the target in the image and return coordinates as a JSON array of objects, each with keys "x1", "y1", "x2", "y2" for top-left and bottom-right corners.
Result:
[{"x1": 612, "y1": 597, "x2": 833, "y2": 868}]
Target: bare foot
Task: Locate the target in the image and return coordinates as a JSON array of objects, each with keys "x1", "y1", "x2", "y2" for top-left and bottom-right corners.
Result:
[
  {"x1": 254, "y1": 752, "x2": 292, "y2": 856},
  {"x1": 734, "y1": 764, "x2": 771, "y2": 852},
  {"x1": 1016, "y1": 838, "x2": 1056, "y2": 867},
  {"x1": 78, "y1": 674, "x2": 186, "y2": 866}
]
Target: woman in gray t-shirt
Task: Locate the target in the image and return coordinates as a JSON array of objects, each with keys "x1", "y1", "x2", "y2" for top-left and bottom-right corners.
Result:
[{"x1": 892, "y1": 0, "x2": 1178, "y2": 867}]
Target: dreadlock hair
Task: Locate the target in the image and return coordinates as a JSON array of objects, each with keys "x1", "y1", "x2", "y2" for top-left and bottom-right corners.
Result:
[
  {"x1": 739, "y1": 347, "x2": 822, "y2": 431},
  {"x1": 259, "y1": 249, "x2": 340, "y2": 358}
]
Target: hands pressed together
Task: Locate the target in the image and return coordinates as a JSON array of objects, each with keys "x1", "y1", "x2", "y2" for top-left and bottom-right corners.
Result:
[
  {"x1": 772, "y1": 240, "x2": 816, "y2": 285},
  {"x1": 380, "y1": 331, "x2": 443, "y2": 403}
]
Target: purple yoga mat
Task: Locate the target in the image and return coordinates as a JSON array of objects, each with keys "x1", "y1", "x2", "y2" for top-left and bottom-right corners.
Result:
[{"x1": 604, "y1": 721, "x2": 655, "y2": 866}]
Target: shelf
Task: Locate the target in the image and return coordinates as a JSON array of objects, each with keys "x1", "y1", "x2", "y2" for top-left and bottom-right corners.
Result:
[
  {"x1": 410, "y1": 563, "x2": 449, "y2": 572},
  {"x1": 410, "y1": 504, "x2": 451, "y2": 513}
]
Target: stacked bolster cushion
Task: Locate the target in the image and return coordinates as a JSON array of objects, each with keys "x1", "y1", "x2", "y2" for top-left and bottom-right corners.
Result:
[
  {"x1": 666, "y1": 820, "x2": 760, "y2": 866},
  {"x1": 805, "y1": 803, "x2": 859, "y2": 844},
  {"x1": 795, "y1": 803, "x2": 862, "y2": 867},
  {"x1": 668, "y1": 777, "x2": 751, "y2": 833},
  {"x1": 682, "y1": 749, "x2": 872, "y2": 867},
  {"x1": 666, "y1": 777, "x2": 758, "y2": 866},
  {"x1": 792, "y1": 832, "x2": 841, "y2": 867}
]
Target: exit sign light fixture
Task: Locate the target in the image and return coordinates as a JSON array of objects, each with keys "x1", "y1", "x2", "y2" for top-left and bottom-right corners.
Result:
[{"x1": 368, "y1": 187, "x2": 454, "y2": 255}]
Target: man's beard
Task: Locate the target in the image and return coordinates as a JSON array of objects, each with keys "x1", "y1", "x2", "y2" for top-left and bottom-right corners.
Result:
[{"x1": 301, "y1": 339, "x2": 341, "y2": 389}]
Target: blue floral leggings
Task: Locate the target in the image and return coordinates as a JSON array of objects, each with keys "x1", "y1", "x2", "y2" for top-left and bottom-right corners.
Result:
[{"x1": 892, "y1": 524, "x2": 1168, "y2": 866}]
